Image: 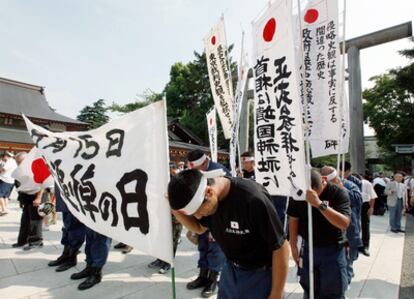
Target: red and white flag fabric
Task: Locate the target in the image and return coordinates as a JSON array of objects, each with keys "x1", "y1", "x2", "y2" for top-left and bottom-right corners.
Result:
[
  {"x1": 298, "y1": 0, "x2": 343, "y2": 157},
  {"x1": 230, "y1": 32, "x2": 249, "y2": 176},
  {"x1": 206, "y1": 107, "x2": 218, "y2": 163},
  {"x1": 18, "y1": 147, "x2": 55, "y2": 189},
  {"x1": 205, "y1": 17, "x2": 234, "y2": 139},
  {"x1": 252, "y1": 0, "x2": 307, "y2": 199},
  {"x1": 22, "y1": 101, "x2": 174, "y2": 264}
]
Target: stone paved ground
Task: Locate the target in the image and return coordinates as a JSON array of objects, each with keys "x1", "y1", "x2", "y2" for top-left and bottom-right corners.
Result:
[{"x1": 0, "y1": 198, "x2": 408, "y2": 299}]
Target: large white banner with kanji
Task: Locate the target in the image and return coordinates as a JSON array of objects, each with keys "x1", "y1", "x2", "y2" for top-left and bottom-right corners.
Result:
[
  {"x1": 252, "y1": 0, "x2": 307, "y2": 198},
  {"x1": 23, "y1": 101, "x2": 174, "y2": 263},
  {"x1": 310, "y1": 88, "x2": 349, "y2": 156},
  {"x1": 300, "y1": 0, "x2": 342, "y2": 157},
  {"x1": 205, "y1": 17, "x2": 234, "y2": 139}
]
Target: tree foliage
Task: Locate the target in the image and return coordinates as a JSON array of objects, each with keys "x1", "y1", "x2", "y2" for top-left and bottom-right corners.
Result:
[
  {"x1": 77, "y1": 99, "x2": 110, "y2": 129},
  {"x1": 108, "y1": 89, "x2": 163, "y2": 114},
  {"x1": 363, "y1": 48, "x2": 414, "y2": 150}
]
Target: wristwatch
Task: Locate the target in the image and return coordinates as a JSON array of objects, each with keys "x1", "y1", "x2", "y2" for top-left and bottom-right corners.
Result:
[{"x1": 318, "y1": 202, "x2": 328, "y2": 212}]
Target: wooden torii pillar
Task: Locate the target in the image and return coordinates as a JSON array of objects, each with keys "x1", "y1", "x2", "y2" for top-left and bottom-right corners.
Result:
[
  {"x1": 239, "y1": 22, "x2": 413, "y2": 174},
  {"x1": 343, "y1": 21, "x2": 412, "y2": 174}
]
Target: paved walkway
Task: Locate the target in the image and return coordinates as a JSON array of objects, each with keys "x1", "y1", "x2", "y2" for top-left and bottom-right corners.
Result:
[{"x1": 0, "y1": 198, "x2": 407, "y2": 299}]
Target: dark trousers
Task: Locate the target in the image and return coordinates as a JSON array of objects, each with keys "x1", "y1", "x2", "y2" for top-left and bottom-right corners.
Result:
[
  {"x1": 17, "y1": 193, "x2": 42, "y2": 245},
  {"x1": 61, "y1": 211, "x2": 86, "y2": 250},
  {"x1": 300, "y1": 244, "x2": 348, "y2": 299},
  {"x1": 198, "y1": 231, "x2": 226, "y2": 272},
  {"x1": 17, "y1": 202, "x2": 31, "y2": 245},
  {"x1": 361, "y1": 202, "x2": 371, "y2": 248},
  {"x1": 218, "y1": 261, "x2": 272, "y2": 299},
  {"x1": 85, "y1": 227, "x2": 111, "y2": 268},
  {"x1": 270, "y1": 195, "x2": 288, "y2": 231}
]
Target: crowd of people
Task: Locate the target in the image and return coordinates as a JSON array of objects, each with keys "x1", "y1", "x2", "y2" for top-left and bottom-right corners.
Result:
[{"x1": 1, "y1": 149, "x2": 413, "y2": 298}]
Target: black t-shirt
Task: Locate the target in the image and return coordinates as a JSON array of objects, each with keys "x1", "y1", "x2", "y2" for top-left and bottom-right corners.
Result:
[
  {"x1": 198, "y1": 177, "x2": 285, "y2": 269},
  {"x1": 242, "y1": 169, "x2": 256, "y2": 181},
  {"x1": 287, "y1": 183, "x2": 351, "y2": 247}
]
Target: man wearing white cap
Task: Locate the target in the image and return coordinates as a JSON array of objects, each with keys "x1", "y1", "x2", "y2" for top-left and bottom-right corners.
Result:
[
  {"x1": 168, "y1": 168, "x2": 289, "y2": 299},
  {"x1": 185, "y1": 149, "x2": 230, "y2": 297}
]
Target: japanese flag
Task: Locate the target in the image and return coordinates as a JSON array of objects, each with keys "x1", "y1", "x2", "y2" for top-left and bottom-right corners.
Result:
[{"x1": 19, "y1": 147, "x2": 55, "y2": 189}]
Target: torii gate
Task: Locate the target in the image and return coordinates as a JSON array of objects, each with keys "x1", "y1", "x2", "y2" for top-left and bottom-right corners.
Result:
[{"x1": 239, "y1": 21, "x2": 413, "y2": 174}]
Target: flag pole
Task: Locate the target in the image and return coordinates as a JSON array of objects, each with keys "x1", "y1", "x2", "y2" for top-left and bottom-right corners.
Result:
[
  {"x1": 296, "y1": 0, "x2": 314, "y2": 298},
  {"x1": 336, "y1": 0, "x2": 348, "y2": 176},
  {"x1": 162, "y1": 97, "x2": 177, "y2": 299},
  {"x1": 171, "y1": 266, "x2": 177, "y2": 299}
]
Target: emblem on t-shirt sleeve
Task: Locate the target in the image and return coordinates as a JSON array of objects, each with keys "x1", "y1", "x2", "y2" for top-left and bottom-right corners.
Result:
[{"x1": 230, "y1": 221, "x2": 239, "y2": 229}]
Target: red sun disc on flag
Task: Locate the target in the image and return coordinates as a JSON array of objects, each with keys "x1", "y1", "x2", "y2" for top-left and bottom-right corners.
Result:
[
  {"x1": 263, "y1": 18, "x2": 276, "y2": 42},
  {"x1": 211, "y1": 36, "x2": 216, "y2": 45},
  {"x1": 209, "y1": 118, "x2": 213, "y2": 125},
  {"x1": 31, "y1": 158, "x2": 51, "y2": 184},
  {"x1": 304, "y1": 9, "x2": 319, "y2": 24}
]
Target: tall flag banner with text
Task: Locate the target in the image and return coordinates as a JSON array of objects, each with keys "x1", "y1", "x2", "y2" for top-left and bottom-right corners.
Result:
[
  {"x1": 205, "y1": 17, "x2": 234, "y2": 139},
  {"x1": 206, "y1": 107, "x2": 218, "y2": 163},
  {"x1": 310, "y1": 88, "x2": 349, "y2": 155},
  {"x1": 23, "y1": 101, "x2": 174, "y2": 263},
  {"x1": 230, "y1": 32, "x2": 249, "y2": 176},
  {"x1": 299, "y1": 0, "x2": 342, "y2": 157},
  {"x1": 252, "y1": 0, "x2": 307, "y2": 199}
]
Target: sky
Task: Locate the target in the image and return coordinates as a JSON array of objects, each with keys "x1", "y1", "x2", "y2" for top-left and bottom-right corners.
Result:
[{"x1": 1, "y1": 0, "x2": 413, "y2": 135}]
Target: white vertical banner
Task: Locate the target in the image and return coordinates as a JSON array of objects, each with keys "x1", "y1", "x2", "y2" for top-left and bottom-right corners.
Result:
[
  {"x1": 205, "y1": 17, "x2": 234, "y2": 139},
  {"x1": 252, "y1": 0, "x2": 307, "y2": 199},
  {"x1": 230, "y1": 32, "x2": 249, "y2": 177},
  {"x1": 206, "y1": 107, "x2": 218, "y2": 163},
  {"x1": 23, "y1": 101, "x2": 174, "y2": 264},
  {"x1": 308, "y1": 87, "x2": 349, "y2": 156},
  {"x1": 299, "y1": 0, "x2": 342, "y2": 157}
]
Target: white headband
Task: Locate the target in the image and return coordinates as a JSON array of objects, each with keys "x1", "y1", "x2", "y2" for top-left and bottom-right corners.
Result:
[
  {"x1": 242, "y1": 156, "x2": 254, "y2": 162},
  {"x1": 326, "y1": 170, "x2": 338, "y2": 182},
  {"x1": 179, "y1": 169, "x2": 225, "y2": 215},
  {"x1": 188, "y1": 154, "x2": 207, "y2": 168}
]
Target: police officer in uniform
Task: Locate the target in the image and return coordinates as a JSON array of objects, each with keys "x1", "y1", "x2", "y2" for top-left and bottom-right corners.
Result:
[{"x1": 168, "y1": 168, "x2": 289, "y2": 299}]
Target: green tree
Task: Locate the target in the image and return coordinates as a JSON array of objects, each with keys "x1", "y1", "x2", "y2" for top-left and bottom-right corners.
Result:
[
  {"x1": 363, "y1": 74, "x2": 414, "y2": 150},
  {"x1": 108, "y1": 89, "x2": 163, "y2": 114},
  {"x1": 363, "y1": 46, "x2": 414, "y2": 170},
  {"x1": 77, "y1": 99, "x2": 110, "y2": 129}
]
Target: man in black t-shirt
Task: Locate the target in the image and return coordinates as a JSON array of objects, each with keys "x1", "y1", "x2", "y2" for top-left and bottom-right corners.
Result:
[
  {"x1": 168, "y1": 169, "x2": 289, "y2": 299},
  {"x1": 287, "y1": 169, "x2": 351, "y2": 299}
]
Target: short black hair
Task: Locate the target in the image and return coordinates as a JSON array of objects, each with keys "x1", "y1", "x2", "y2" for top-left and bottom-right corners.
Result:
[
  {"x1": 168, "y1": 169, "x2": 203, "y2": 210},
  {"x1": 339, "y1": 161, "x2": 352, "y2": 172},
  {"x1": 311, "y1": 169, "x2": 322, "y2": 189},
  {"x1": 187, "y1": 149, "x2": 204, "y2": 162},
  {"x1": 241, "y1": 151, "x2": 253, "y2": 157}
]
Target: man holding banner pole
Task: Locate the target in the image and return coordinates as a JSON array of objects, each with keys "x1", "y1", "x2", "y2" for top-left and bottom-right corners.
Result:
[
  {"x1": 168, "y1": 168, "x2": 289, "y2": 299},
  {"x1": 288, "y1": 169, "x2": 351, "y2": 299}
]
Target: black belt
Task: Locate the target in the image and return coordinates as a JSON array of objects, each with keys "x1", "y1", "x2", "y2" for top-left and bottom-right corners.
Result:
[{"x1": 230, "y1": 261, "x2": 270, "y2": 271}]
